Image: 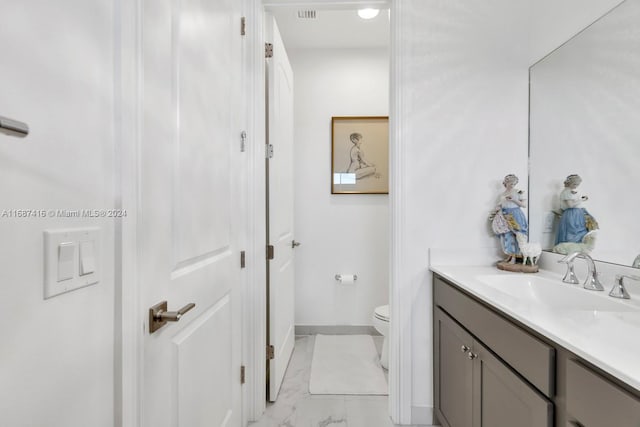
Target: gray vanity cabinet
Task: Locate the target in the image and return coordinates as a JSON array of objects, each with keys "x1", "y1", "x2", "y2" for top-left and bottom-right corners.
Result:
[
  {"x1": 565, "y1": 358, "x2": 640, "y2": 427},
  {"x1": 434, "y1": 273, "x2": 640, "y2": 427},
  {"x1": 435, "y1": 307, "x2": 553, "y2": 427}
]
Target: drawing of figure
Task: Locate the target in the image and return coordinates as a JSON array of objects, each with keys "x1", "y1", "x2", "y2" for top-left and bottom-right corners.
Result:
[{"x1": 346, "y1": 132, "x2": 376, "y2": 179}]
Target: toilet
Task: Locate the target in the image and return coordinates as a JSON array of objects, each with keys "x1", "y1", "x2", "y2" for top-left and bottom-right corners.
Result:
[{"x1": 372, "y1": 304, "x2": 389, "y2": 369}]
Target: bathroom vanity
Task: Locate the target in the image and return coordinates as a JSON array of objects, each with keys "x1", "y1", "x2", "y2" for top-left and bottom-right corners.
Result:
[{"x1": 431, "y1": 267, "x2": 640, "y2": 427}]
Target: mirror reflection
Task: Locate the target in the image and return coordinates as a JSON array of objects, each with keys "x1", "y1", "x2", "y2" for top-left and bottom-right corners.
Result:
[
  {"x1": 529, "y1": 0, "x2": 640, "y2": 267},
  {"x1": 552, "y1": 174, "x2": 599, "y2": 254}
]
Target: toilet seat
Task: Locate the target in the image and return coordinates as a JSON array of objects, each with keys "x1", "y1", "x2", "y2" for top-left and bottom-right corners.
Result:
[
  {"x1": 374, "y1": 305, "x2": 389, "y2": 322},
  {"x1": 372, "y1": 305, "x2": 390, "y2": 370}
]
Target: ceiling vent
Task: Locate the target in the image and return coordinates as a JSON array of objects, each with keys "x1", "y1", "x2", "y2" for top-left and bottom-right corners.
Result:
[{"x1": 297, "y1": 10, "x2": 317, "y2": 19}]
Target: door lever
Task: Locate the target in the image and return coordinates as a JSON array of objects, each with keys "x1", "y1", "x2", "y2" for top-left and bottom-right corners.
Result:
[
  {"x1": 149, "y1": 301, "x2": 196, "y2": 333},
  {"x1": 291, "y1": 240, "x2": 301, "y2": 249}
]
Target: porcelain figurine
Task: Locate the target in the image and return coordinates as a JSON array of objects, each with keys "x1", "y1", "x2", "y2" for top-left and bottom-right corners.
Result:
[
  {"x1": 554, "y1": 174, "x2": 599, "y2": 248},
  {"x1": 553, "y1": 230, "x2": 597, "y2": 255},
  {"x1": 489, "y1": 174, "x2": 540, "y2": 273}
]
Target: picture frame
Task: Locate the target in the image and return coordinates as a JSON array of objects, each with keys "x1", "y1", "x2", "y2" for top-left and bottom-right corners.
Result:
[{"x1": 331, "y1": 116, "x2": 389, "y2": 194}]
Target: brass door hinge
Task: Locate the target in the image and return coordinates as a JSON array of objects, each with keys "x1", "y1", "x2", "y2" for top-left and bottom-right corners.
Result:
[
  {"x1": 267, "y1": 245, "x2": 274, "y2": 260},
  {"x1": 267, "y1": 345, "x2": 275, "y2": 360},
  {"x1": 241, "y1": 17, "x2": 246, "y2": 36},
  {"x1": 240, "y1": 365, "x2": 246, "y2": 384},
  {"x1": 265, "y1": 43, "x2": 273, "y2": 58}
]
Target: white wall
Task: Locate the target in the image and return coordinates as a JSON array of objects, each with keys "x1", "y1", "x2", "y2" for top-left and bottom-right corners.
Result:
[
  {"x1": 290, "y1": 47, "x2": 389, "y2": 326},
  {"x1": 398, "y1": 0, "x2": 530, "y2": 420},
  {"x1": 0, "y1": 1, "x2": 115, "y2": 426},
  {"x1": 398, "y1": 0, "x2": 628, "y2": 422},
  {"x1": 529, "y1": 0, "x2": 625, "y2": 64}
]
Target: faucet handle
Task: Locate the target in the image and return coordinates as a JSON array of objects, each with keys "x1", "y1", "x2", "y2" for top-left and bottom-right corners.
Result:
[
  {"x1": 558, "y1": 257, "x2": 580, "y2": 284},
  {"x1": 609, "y1": 274, "x2": 640, "y2": 299},
  {"x1": 584, "y1": 271, "x2": 604, "y2": 291},
  {"x1": 563, "y1": 265, "x2": 580, "y2": 285}
]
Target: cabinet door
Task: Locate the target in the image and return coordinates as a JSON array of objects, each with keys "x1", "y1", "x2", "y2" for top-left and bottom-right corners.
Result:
[
  {"x1": 566, "y1": 359, "x2": 640, "y2": 427},
  {"x1": 434, "y1": 308, "x2": 474, "y2": 427},
  {"x1": 474, "y1": 342, "x2": 553, "y2": 427}
]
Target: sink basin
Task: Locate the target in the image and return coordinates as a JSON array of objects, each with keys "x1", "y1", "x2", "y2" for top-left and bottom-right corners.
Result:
[{"x1": 475, "y1": 274, "x2": 639, "y2": 312}]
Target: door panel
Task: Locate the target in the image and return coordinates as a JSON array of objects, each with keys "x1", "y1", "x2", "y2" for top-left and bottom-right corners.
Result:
[
  {"x1": 475, "y1": 342, "x2": 553, "y2": 427},
  {"x1": 174, "y1": 0, "x2": 234, "y2": 266},
  {"x1": 434, "y1": 308, "x2": 474, "y2": 427},
  {"x1": 174, "y1": 297, "x2": 232, "y2": 426},
  {"x1": 140, "y1": 0, "x2": 243, "y2": 426},
  {"x1": 266, "y1": 14, "x2": 296, "y2": 402}
]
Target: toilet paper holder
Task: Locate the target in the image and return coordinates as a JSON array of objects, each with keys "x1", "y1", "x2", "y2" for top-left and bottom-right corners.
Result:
[{"x1": 335, "y1": 274, "x2": 358, "y2": 281}]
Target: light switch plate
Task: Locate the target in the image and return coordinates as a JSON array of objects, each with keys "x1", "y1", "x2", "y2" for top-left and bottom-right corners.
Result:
[{"x1": 44, "y1": 228, "x2": 100, "y2": 299}]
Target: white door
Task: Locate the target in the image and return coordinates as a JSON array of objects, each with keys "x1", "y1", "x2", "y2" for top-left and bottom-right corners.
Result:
[
  {"x1": 265, "y1": 14, "x2": 296, "y2": 402},
  {"x1": 138, "y1": 0, "x2": 244, "y2": 426}
]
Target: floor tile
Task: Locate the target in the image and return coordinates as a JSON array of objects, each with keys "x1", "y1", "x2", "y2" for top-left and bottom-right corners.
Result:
[
  {"x1": 345, "y1": 397, "x2": 394, "y2": 427},
  {"x1": 249, "y1": 335, "x2": 434, "y2": 427}
]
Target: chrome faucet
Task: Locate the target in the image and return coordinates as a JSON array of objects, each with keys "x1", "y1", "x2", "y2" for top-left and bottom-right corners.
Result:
[
  {"x1": 609, "y1": 274, "x2": 640, "y2": 299},
  {"x1": 558, "y1": 252, "x2": 604, "y2": 291}
]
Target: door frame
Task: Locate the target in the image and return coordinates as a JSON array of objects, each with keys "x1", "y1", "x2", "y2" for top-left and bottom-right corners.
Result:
[
  {"x1": 116, "y1": 0, "x2": 143, "y2": 425},
  {"x1": 245, "y1": 0, "x2": 412, "y2": 424},
  {"x1": 243, "y1": 0, "x2": 268, "y2": 422},
  {"x1": 117, "y1": 0, "x2": 413, "y2": 425}
]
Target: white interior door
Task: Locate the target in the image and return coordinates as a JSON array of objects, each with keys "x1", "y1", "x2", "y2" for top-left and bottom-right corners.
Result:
[
  {"x1": 139, "y1": 0, "x2": 244, "y2": 426},
  {"x1": 265, "y1": 14, "x2": 296, "y2": 402}
]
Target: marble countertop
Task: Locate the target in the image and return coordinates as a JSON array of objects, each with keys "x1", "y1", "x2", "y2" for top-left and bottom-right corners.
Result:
[{"x1": 430, "y1": 264, "x2": 640, "y2": 392}]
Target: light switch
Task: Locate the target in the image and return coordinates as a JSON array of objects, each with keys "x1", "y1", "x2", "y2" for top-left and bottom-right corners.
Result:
[
  {"x1": 44, "y1": 227, "x2": 100, "y2": 299},
  {"x1": 57, "y1": 242, "x2": 76, "y2": 282},
  {"x1": 79, "y1": 241, "x2": 96, "y2": 276}
]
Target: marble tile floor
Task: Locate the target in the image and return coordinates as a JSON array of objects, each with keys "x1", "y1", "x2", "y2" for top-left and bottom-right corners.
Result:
[{"x1": 249, "y1": 335, "x2": 434, "y2": 427}]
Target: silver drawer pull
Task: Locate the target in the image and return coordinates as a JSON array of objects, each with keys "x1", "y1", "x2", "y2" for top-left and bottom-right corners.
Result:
[
  {"x1": 467, "y1": 351, "x2": 478, "y2": 360},
  {"x1": 460, "y1": 345, "x2": 470, "y2": 353}
]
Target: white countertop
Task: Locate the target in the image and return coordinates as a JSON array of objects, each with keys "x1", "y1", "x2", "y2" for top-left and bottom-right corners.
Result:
[{"x1": 430, "y1": 264, "x2": 640, "y2": 392}]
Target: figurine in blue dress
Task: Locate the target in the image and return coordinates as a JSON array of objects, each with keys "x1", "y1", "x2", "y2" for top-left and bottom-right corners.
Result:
[
  {"x1": 555, "y1": 174, "x2": 598, "y2": 245},
  {"x1": 492, "y1": 174, "x2": 528, "y2": 263}
]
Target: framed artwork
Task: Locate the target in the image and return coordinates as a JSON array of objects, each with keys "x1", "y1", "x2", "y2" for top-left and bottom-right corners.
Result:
[{"x1": 331, "y1": 116, "x2": 389, "y2": 194}]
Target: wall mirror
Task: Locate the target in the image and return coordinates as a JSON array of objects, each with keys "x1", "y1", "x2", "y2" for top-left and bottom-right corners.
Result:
[{"x1": 529, "y1": 0, "x2": 640, "y2": 267}]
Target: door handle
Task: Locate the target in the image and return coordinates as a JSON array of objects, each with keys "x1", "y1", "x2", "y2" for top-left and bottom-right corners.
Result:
[
  {"x1": 149, "y1": 301, "x2": 196, "y2": 334},
  {"x1": 291, "y1": 240, "x2": 301, "y2": 249}
]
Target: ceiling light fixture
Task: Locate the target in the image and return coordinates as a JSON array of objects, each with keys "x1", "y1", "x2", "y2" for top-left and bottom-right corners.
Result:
[{"x1": 357, "y1": 8, "x2": 380, "y2": 20}]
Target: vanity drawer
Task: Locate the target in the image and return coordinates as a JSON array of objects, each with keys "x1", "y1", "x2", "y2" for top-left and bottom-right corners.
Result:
[
  {"x1": 434, "y1": 275, "x2": 555, "y2": 397},
  {"x1": 566, "y1": 359, "x2": 640, "y2": 427}
]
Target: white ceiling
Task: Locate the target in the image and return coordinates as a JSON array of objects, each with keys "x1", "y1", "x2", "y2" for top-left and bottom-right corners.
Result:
[{"x1": 270, "y1": 8, "x2": 390, "y2": 49}]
